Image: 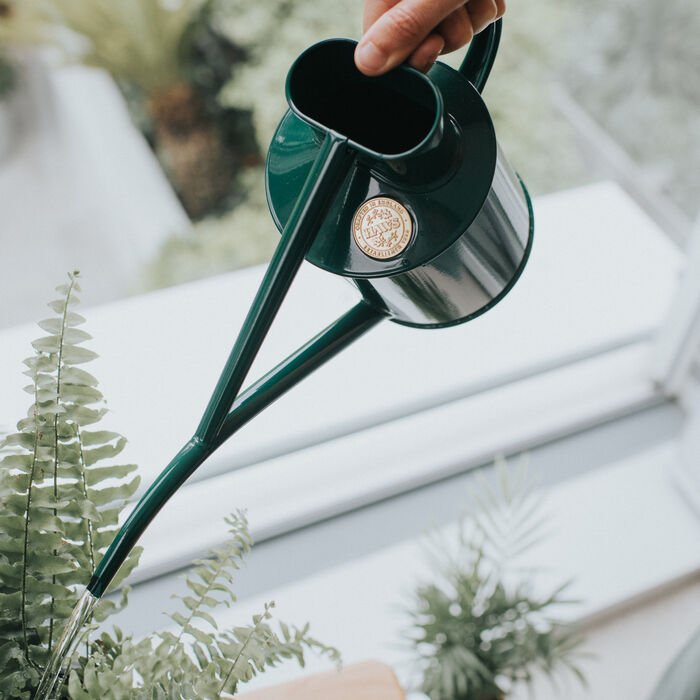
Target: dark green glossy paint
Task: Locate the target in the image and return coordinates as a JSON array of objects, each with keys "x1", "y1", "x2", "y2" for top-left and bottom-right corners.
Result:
[
  {"x1": 91, "y1": 133, "x2": 360, "y2": 595},
  {"x1": 214, "y1": 301, "x2": 383, "y2": 447},
  {"x1": 89, "y1": 20, "x2": 532, "y2": 598},
  {"x1": 267, "y1": 54, "x2": 498, "y2": 279},
  {"x1": 459, "y1": 16, "x2": 502, "y2": 91},
  {"x1": 266, "y1": 20, "x2": 533, "y2": 328},
  {"x1": 195, "y1": 133, "x2": 354, "y2": 444}
]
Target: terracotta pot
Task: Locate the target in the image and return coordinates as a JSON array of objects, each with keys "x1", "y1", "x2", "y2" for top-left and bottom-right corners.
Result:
[{"x1": 234, "y1": 661, "x2": 405, "y2": 699}]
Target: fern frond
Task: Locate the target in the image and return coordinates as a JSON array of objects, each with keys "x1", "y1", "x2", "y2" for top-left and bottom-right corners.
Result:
[
  {"x1": 67, "y1": 512, "x2": 340, "y2": 699},
  {"x1": 0, "y1": 273, "x2": 142, "y2": 699},
  {"x1": 171, "y1": 510, "x2": 253, "y2": 644},
  {"x1": 162, "y1": 511, "x2": 338, "y2": 697},
  {"x1": 2, "y1": 275, "x2": 336, "y2": 699}
]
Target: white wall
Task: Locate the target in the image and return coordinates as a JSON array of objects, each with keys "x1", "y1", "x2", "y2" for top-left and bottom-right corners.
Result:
[{"x1": 0, "y1": 51, "x2": 188, "y2": 328}]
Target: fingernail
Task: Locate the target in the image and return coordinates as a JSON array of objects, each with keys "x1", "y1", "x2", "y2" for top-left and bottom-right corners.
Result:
[{"x1": 356, "y1": 40, "x2": 387, "y2": 74}]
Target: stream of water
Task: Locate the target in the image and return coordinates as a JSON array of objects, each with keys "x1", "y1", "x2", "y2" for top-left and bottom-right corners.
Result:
[{"x1": 34, "y1": 590, "x2": 99, "y2": 700}]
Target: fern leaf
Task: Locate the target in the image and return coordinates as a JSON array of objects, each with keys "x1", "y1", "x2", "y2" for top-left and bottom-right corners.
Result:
[
  {"x1": 1, "y1": 274, "x2": 337, "y2": 699},
  {"x1": 0, "y1": 273, "x2": 142, "y2": 698}
]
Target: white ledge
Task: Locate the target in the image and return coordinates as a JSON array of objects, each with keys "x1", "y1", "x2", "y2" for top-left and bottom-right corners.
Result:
[
  {"x1": 0, "y1": 180, "x2": 683, "y2": 583},
  {"x1": 133, "y1": 341, "x2": 661, "y2": 583},
  {"x1": 0, "y1": 182, "x2": 680, "y2": 480}
]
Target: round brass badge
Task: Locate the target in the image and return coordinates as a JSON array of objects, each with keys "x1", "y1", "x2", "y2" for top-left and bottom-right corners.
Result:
[{"x1": 352, "y1": 197, "x2": 413, "y2": 260}]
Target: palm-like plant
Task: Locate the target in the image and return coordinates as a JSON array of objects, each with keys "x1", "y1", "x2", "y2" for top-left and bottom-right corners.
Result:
[{"x1": 406, "y1": 463, "x2": 586, "y2": 700}]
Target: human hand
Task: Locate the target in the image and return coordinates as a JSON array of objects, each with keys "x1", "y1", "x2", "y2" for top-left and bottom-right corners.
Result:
[{"x1": 355, "y1": 0, "x2": 505, "y2": 76}]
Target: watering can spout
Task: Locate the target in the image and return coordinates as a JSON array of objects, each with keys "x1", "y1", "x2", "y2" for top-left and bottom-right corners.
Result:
[{"x1": 85, "y1": 18, "x2": 533, "y2": 608}]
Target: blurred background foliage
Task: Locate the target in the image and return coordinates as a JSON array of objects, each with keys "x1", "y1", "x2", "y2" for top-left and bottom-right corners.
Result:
[
  {"x1": 0, "y1": 0, "x2": 697, "y2": 291},
  {"x1": 0, "y1": 0, "x2": 48, "y2": 96},
  {"x1": 138, "y1": 0, "x2": 595, "y2": 291},
  {"x1": 38, "y1": 0, "x2": 262, "y2": 220},
  {"x1": 565, "y1": 0, "x2": 700, "y2": 221}
]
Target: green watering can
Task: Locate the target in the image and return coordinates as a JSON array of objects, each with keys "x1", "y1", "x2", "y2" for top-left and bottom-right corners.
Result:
[
  {"x1": 37, "y1": 22, "x2": 534, "y2": 695},
  {"x1": 90, "y1": 20, "x2": 534, "y2": 600}
]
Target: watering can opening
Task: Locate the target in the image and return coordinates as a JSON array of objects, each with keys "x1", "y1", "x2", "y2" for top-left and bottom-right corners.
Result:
[{"x1": 287, "y1": 39, "x2": 443, "y2": 157}]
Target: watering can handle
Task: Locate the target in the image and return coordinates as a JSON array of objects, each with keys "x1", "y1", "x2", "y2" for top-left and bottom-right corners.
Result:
[{"x1": 459, "y1": 18, "x2": 502, "y2": 93}]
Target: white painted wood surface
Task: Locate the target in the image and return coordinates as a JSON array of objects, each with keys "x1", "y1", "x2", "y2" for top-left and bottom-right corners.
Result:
[
  {"x1": 0, "y1": 181, "x2": 683, "y2": 581},
  {"x1": 652, "y1": 218, "x2": 700, "y2": 400},
  {"x1": 0, "y1": 181, "x2": 681, "y2": 479},
  {"x1": 130, "y1": 342, "x2": 662, "y2": 584},
  {"x1": 652, "y1": 217, "x2": 700, "y2": 515},
  {"x1": 199, "y1": 444, "x2": 700, "y2": 698}
]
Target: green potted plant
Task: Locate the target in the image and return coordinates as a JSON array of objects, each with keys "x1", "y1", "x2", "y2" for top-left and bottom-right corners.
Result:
[
  {"x1": 405, "y1": 465, "x2": 587, "y2": 700},
  {"x1": 0, "y1": 273, "x2": 338, "y2": 699},
  {"x1": 38, "y1": 0, "x2": 260, "y2": 220}
]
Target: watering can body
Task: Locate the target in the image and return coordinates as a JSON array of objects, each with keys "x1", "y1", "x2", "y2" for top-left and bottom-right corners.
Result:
[{"x1": 266, "y1": 24, "x2": 533, "y2": 328}]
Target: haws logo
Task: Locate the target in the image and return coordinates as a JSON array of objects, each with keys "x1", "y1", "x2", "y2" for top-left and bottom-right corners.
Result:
[{"x1": 352, "y1": 196, "x2": 413, "y2": 260}]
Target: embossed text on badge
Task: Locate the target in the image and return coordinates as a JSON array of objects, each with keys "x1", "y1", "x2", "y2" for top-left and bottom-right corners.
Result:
[{"x1": 352, "y1": 197, "x2": 413, "y2": 260}]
